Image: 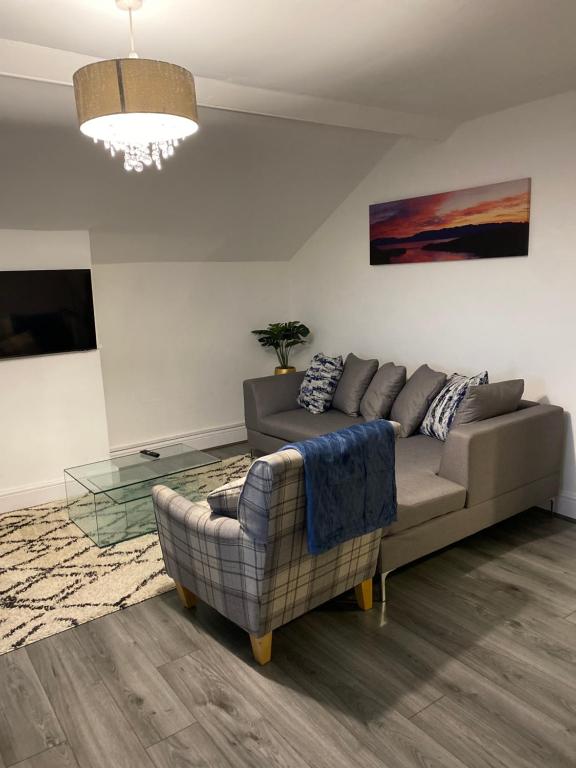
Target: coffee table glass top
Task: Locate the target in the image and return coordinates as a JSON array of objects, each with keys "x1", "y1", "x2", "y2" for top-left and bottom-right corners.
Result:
[
  {"x1": 64, "y1": 443, "x2": 218, "y2": 493},
  {"x1": 65, "y1": 444, "x2": 219, "y2": 503},
  {"x1": 64, "y1": 444, "x2": 223, "y2": 546}
]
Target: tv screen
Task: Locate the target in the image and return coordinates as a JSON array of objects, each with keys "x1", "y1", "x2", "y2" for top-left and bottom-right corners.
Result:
[{"x1": 0, "y1": 269, "x2": 97, "y2": 360}]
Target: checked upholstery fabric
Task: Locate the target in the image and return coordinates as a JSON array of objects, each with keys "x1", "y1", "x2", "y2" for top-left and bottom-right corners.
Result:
[{"x1": 153, "y1": 449, "x2": 381, "y2": 636}]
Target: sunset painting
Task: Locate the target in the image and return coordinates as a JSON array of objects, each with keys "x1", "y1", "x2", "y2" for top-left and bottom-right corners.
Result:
[{"x1": 369, "y1": 178, "x2": 531, "y2": 265}]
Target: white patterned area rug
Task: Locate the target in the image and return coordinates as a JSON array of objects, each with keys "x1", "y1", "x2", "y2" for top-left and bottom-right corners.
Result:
[{"x1": 0, "y1": 454, "x2": 251, "y2": 655}]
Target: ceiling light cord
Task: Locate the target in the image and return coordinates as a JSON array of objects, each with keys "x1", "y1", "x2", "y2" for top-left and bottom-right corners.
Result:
[{"x1": 128, "y1": 9, "x2": 138, "y2": 59}]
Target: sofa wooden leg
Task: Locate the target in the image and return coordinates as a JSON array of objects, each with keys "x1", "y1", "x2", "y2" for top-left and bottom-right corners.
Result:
[
  {"x1": 174, "y1": 581, "x2": 197, "y2": 609},
  {"x1": 354, "y1": 578, "x2": 373, "y2": 611},
  {"x1": 250, "y1": 632, "x2": 273, "y2": 665}
]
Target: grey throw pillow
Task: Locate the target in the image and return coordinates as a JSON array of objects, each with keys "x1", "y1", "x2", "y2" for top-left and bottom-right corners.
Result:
[
  {"x1": 453, "y1": 379, "x2": 525, "y2": 427},
  {"x1": 360, "y1": 362, "x2": 407, "y2": 421},
  {"x1": 207, "y1": 476, "x2": 245, "y2": 518},
  {"x1": 332, "y1": 353, "x2": 379, "y2": 416},
  {"x1": 390, "y1": 364, "x2": 447, "y2": 437}
]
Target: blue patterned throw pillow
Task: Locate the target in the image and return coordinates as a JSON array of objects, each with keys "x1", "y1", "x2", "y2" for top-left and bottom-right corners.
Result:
[
  {"x1": 298, "y1": 353, "x2": 344, "y2": 414},
  {"x1": 420, "y1": 371, "x2": 488, "y2": 441}
]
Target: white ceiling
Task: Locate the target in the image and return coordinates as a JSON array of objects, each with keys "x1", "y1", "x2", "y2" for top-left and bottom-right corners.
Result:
[
  {"x1": 2, "y1": 0, "x2": 576, "y2": 120},
  {"x1": 1, "y1": 0, "x2": 575, "y2": 263},
  {"x1": 0, "y1": 78, "x2": 394, "y2": 262},
  {"x1": 0, "y1": 76, "x2": 74, "y2": 126}
]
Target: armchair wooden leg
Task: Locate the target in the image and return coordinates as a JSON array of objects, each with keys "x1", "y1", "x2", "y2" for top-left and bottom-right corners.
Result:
[
  {"x1": 354, "y1": 578, "x2": 373, "y2": 611},
  {"x1": 250, "y1": 632, "x2": 273, "y2": 665},
  {"x1": 174, "y1": 581, "x2": 197, "y2": 609}
]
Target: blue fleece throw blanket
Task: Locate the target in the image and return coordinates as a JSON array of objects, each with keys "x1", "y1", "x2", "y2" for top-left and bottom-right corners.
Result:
[{"x1": 282, "y1": 420, "x2": 397, "y2": 555}]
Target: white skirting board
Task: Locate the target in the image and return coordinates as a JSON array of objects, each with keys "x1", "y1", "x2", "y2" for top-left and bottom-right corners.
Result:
[
  {"x1": 0, "y1": 422, "x2": 247, "y2": 514},
  {"x1": 0, "y1": 478, "x2": 68, "y2": 515},
  {"x1": 109, "y1": 422, "x2": 247, "y2": 457},
  {"x1": 556, "y1": 491, "x2": 576, "y2": 521}
]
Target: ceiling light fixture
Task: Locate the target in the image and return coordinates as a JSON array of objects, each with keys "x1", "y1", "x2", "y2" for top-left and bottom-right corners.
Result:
[{"x1": 72, "y1": 0, "x2": 198, "y2": 172}]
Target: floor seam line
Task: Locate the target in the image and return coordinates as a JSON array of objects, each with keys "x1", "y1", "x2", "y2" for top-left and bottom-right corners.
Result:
[{"x1": 408, "y1": 693, "x2": 445, "y2": 720}]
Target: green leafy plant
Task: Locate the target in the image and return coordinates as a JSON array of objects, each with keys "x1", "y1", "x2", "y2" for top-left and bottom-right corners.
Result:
[{"x1": 251, "y1": 321, "x2": 311, "y2": 368}]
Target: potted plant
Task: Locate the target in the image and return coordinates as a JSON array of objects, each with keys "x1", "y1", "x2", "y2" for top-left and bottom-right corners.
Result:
[{"x1": 251, "y1": 321, "x2": 311, "y2": 374}]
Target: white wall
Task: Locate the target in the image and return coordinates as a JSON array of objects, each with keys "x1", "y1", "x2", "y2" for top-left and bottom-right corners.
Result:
[
  {"x1": 92, "y1": 260, "x2": 289, "y2": 451},
  {"x1": 289, "y1": 91, "x2": 576, "y2": 516},
  {"x1": 0, "y1": 230, "x2": 110, "y2": 511},
  {"x1": 0, "y1": 233, "x2": 290, "y2": 511}
]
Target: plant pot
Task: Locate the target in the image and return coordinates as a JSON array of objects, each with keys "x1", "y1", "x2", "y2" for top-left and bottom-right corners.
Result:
[{"x1": 275, "y1": 366, "x2": 296, "y2": 375}]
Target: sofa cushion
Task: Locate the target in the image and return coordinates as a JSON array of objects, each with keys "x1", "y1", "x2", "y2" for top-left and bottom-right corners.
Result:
[
  {"x1": 207, "y1": 477, "x2": 245, "y2": 518},
  {"x1": 360, "y1": 362, "x2": 407, "y2": 421},
  {"x1": 297, "y1": 353, "x2": 344, "y2": 414},
  {"x1": 390, "y1": 364, "x2": 447, "y2": 437},
  {"x1": 395, "y1": 432, "x2": 444, "y2": 473},
  {"x1": 421, "y1": 371, "x2": 488, "y2": 441},
  {"x1": 387, "y1": 434, "x2": 466, "y2": 534},
  {"x1": 257, "y1": 419, "x2": 464, "y2": 533},
  {"x1": 391, "y1": 474, "x2": 467, "y2": 534},
  {"x1": 452, "y1": 379, "x2": 524, "y2": 427},
  {"x1": 259, "y1": 408, "x2": 363, "y2": 442},
  {"x1": 332, "y1": 353, "x2": 379, "y2": 416}
]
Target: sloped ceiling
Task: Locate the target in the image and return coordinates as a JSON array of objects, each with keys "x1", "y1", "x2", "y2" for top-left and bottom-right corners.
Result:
[
  {"x1": 5, "y1": 1, "x2": 574, "y2": 263},
  {"x1": 0, "y1": 78, "x2": 394, "y2": 262}
]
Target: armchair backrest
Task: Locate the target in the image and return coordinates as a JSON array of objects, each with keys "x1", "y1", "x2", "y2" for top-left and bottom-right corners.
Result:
[
  {"x1": 238, "y1": 448, "x2": 305, "y2": 547},
  {"x1": 237, "y1": 449, "x2": 381, "y2": 635}
]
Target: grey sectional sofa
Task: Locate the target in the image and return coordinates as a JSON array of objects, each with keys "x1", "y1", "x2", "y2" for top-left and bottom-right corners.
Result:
[{"x1": 243, "y1": 371, "x2": 564, "y2": 592}]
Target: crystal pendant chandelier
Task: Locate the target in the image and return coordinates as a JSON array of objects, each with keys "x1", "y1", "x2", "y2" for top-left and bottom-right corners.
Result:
[{"x1": 73, "y1": 0, "x2": 198, "y2": 172}]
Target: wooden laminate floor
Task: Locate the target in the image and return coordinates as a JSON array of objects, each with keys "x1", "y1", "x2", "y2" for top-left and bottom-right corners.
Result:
[{"x1": 1, "y1": 446, "x2": 576, "y2": 767}]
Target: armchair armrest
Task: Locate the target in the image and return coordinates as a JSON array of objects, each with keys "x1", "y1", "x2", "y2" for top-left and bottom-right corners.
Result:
[
  {"x1": 152, "y1": 485, "x2": 266, "y2": 588},
  {"x1": 153, "y1": 484, "x2": 241, "y2": 539},
  {"x1": 438, "y1": 402, "x2": 564, "y2": 507},
  {"x1": 243, "y1": 371, "x2": 305, "y2": 432}
]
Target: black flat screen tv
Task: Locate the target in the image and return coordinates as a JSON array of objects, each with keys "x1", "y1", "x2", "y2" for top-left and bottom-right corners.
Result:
[{"x1": 0, "y1": 269, "x2": 97, "y2": 360}]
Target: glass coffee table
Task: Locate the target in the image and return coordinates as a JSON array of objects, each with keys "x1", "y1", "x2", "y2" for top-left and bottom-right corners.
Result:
[{"x1": 65, "y1": 444, "x2": 219, "y2": 547}]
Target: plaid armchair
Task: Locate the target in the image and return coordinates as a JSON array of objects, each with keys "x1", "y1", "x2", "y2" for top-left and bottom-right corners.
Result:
[{"x1": 152, "y1": 448, "x2": 382, "y2": 664}]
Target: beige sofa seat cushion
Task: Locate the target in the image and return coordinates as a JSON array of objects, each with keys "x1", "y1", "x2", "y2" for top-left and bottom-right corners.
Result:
[
  {"x1": 259, "y1": 408, "x2": 363, "y2": 442},
  {"x1": 257, "y1": 420, "x2": 465, "y2": 533},
  {"x1": 389, "y1": 434, "x2": 466, "y2": 534}
]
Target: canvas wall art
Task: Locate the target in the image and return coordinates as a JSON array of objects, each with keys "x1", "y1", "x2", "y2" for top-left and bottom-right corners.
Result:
[{"x1": 369, "y1": 178, "x2": 531, "y2": 265}]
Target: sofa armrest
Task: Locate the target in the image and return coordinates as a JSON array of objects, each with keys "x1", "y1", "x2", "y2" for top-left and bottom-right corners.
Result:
[
  {"x1": 438, "y1": 402, "x2": 564, "y2": 507},
  {"x1": 243, "y1": 371, "x2": 305, "y2": 432}
]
